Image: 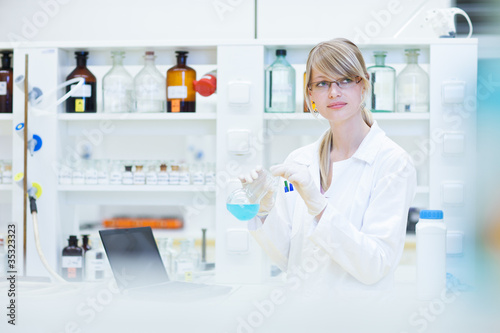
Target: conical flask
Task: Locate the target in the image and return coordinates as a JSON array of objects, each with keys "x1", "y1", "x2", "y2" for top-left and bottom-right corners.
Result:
[{"x1": 226, "y1": 168, "x2": 278, "y2": 221}]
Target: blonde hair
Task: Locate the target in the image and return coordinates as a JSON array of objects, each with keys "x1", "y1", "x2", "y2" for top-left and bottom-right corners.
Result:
[{"x1": 304, "y1": 38, "x2": 374, "y2": 191}]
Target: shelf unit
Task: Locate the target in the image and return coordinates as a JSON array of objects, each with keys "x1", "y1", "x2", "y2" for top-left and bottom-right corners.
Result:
[{"x1": 4, "y1": 39, "x2": 477, "y2": 286}]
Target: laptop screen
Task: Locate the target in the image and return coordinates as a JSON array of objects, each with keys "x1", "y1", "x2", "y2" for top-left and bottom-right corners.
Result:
[{"x1": 99, "y1": 227, "x2": 169, "y2": 290}]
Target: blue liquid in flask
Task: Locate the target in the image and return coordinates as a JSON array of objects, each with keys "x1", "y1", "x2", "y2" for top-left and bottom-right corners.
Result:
[{"x1": 226, "y1": 203, "x2": 260, "y2": 221}]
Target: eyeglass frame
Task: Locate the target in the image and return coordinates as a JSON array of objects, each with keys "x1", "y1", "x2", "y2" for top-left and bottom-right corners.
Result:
[{"x1": 307, "y1": 76, "x2": 363, "y2": 93}]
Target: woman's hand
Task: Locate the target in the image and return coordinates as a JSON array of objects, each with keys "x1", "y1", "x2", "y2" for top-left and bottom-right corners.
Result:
[
  {"x1": 238, "y1": 166, "x2": 276, "y2": 217},
  {"x1": 270, "y1": 163, "x2": 327, "y2": 217}
]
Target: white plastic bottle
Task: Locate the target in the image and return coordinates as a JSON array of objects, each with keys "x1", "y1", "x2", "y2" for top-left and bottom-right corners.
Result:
[{"x1": 416, "y1": 210, "x2": 446, "y2": 300}]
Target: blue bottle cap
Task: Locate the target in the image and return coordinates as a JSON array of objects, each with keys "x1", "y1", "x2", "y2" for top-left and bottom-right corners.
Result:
[{"x1": 419, "y1": 210, "x2": 443, "y2": 219}]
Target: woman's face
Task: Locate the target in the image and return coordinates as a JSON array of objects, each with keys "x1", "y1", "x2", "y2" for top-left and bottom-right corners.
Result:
[{"x1": 308, "y1": 69, "x2": 365, "y2": 124}]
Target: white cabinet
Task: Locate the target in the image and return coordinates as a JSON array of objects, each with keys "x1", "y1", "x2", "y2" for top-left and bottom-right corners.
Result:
[{"x1": 2, "y1": 39, "x2": 477, "y2": 286}]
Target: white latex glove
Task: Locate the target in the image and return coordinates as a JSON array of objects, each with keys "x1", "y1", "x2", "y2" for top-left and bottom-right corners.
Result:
[
  {"x1": 238, "y1": 166, "x2": 276, "y2": 217},
  {"x1": 270, "y1": 163, "x2": 327, "y2": 216}
]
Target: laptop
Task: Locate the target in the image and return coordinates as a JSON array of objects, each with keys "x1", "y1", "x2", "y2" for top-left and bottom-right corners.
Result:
[{"x1": 99, "y1": 227, "x2": 232, "y2": 299}]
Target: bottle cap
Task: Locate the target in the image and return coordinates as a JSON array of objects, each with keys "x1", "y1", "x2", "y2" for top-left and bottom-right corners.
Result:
[
  {"x1": 420, "y1": 210, "x2": 443, "y2": 219},
  {"x1": 276, "y1": 49, "x2": 287, "y2": 56},
  {"x1": 75, "y1": 51, "x2": 89, "y2": 57},
  {"x1": 69, "y1": 235, "x2": 78, "y2": 242},
  {"x1": 145, "y1": 51, "x2": 155, "y2": 56},
  {"x1": 193, "y1": 75, "x2": 217, "y2": 96},
  {"x1": 176, "y1": 51, "x2": 189, "y2": 57}
]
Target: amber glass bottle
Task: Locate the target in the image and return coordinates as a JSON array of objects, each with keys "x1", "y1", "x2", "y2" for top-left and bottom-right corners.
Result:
[
  {"x1": 167, "y1": 51, "x2": 196, "y2": 112},
  {"x1": 66, "y1": 51, "x2": 97, "y2": 113},
  {"x1": 0, "y1": 51, "x2": 13, "y2": 113},
  {"x1": 61, "y1": 235, "x2": 84, "y2": 282}
]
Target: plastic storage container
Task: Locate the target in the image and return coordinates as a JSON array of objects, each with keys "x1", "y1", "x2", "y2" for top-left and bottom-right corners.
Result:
[{"x1": 416, "y1": 210, "x2": 446, "y2": 300}]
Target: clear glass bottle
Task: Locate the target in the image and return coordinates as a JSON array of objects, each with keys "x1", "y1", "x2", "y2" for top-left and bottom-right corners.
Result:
[
  {"x1": 179, "y1": 163, "x2": 190, "y2": 185},
  {"x1": 367, "y1": 51, "x2": 395, "y2": 112},
  {"x1": 204, "y1": 162, "x2": 216, "y2": 186},
  {"x1": 58, "y1": 161, "x2": 73, "y2": 185},
  {"x1": 134, "y1": 51, "x2": 166, "y2": 113},
  {"x1": 102, "y1": 51, "x2": 134, "y2": 113},
  {"x1": 265, "y1": 49, "x2": 296, "y2": 113},
  {"x1": 84, "y1": 160, "x2": 98, "y2": 185},
  {"x1": 72, "y1": 160, "x2": 85, "y2": 185},
  {"x1": 109, "y1": 161, "x2": 123, "y2": 185},
  {"x1": 85, "y1": 237, "x2": 105, "y2": 281},
  {"x1": 96, "y1": 160, "x2": 109, "y2": 185},
  {"x1": 191, "y1": 163, "x2": 205, "y2": 185},
  {"x1": 396, "y1": 49, "x2": 429, "y2": 113},
  {"x1": 174, "y1": 239, "x2": 198, "y2": 282},
  {"x1": 145, "y1": 162, "x2": 158, "y2": 185}
]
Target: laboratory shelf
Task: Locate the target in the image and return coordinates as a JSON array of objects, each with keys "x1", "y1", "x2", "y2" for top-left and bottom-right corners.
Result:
[
  {"x1": 262, "y1": 113, "x2": 430, "y2": 121},
  {"x1": 58, "y1": 113, "x2": 217, "y2": 136},
  {"x1": 0, "y1": 184, "x2": 12, "y2": 191},
  {"x1": 58, "y1": 185, "x2": 216, "y2": 205},
  {"x1": 58, "y1": 113, "x2": 217, "y2": 121},
  {"x1": 58, "y1": 185, "x2": 216, "y2": 192},
  {"x1": 0, "y1": 114, "x2": 13, "y2": 121},
  {"x1": 263, "y1": 112, "x2": 430, "y2": 136}
]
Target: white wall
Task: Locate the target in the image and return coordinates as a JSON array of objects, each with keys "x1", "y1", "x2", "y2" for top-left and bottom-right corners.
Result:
[
  {"x1": 0, "y1": 0, "x2": 255, "y2": 44},
  {"x1": 257, "y1": 0, "x2": 452, "y2": 41}
]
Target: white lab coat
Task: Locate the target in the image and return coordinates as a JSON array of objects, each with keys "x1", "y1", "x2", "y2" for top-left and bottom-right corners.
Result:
[{"x1": 248, "y1": 121, "x2": 417, "y2": 294}]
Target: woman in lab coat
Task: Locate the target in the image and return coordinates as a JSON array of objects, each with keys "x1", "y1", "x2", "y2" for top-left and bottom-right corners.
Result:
[{"x1": 241, "y1": 38, "x2": 417, "y2": 295}]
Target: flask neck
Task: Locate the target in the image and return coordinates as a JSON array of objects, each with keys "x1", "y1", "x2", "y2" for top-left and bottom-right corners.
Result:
[
  {"x1": 76, "y1": 56, "x2": 88, "y2": 68},
  {"x1": 1, "y1": 54, "x2": 12, "y2": 69},
  {"x1": 176, "y1": 55, "x2": 187, "y2": 67},
  {"x1": 406, "y1": 54, "x2": 419, "y2": 65},
  {"x1": 374, "y1": 55, "x2": 386, "y2": 66}
]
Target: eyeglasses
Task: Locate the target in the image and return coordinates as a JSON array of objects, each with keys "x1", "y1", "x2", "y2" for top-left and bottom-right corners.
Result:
[{"x1": 308, "y1": 77, "x2": 362, "y2": 94}]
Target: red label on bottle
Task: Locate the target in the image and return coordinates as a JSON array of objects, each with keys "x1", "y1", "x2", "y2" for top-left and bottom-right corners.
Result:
[{"x1": 68, "y1": 267, "x2": 76, "y2": 278}]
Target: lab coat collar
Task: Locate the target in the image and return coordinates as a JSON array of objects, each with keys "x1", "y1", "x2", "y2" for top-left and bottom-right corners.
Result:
[{"x1": 293, "y1": 120, "x2": 385, "y2": 167}]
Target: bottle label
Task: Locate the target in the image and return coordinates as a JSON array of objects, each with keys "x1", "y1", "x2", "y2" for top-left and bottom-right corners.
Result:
[
  {"x1": 176, "y1": 261, "x2": 194, "y2": 274},
  {"x1": 109, "y1": 171, "x2": 122, "y2": 185},
  {"x1": 192, "y1": 172, "x2": 205, "y2": 185},
  {"x1": 62, "y1": 256, "x2": 83, "y2": 268},
  {"x1": 85, "y1": 170, "x2": 98, "y2": 185},
  {"x1": 89, "y1": 258, "x2": 105, "y2": 271},
  {"x1": 157, "y1": 172, "x2": 169, "y2": 185},
  {"x1": 169, "y1": 172, "x2": 180, "y2": 185},
  {"x1": 59, "y1": 171, "x2": 72, "y2": 185},
  {"x1": 179, "y1": 172, "x2": 190, "y2": 185},
  {"x1": 2, "y1": 171, "x2": 12, "y2": 184},
  {"x1": 205, "y1": 173, "x2": 215, "y2": 186},
  {"x1": 97, "y1": 172, "x2": 109, "y2": 185},
  {"x1": 0, "y1": 82, "x2": 6, "y2": 95},
  {"x1": 133, "y1": 172, "x2": 145, "y2": 185},
  {"x1": 146, "y1": 172, "x2": 158, "y2": 185},
  {"x1": 72, "y1": 171, "x2": 85, "y2": 185},
  {"x1": 168, "y1": 86, "x2": 188, "y2": 99},
  {"x1": 75, "y1": 99, "x2": 85, "y2": 112},
  {"x1": 122, "y1": 172, "x2": 133, "y2": 185},
  {"x1": 70, "y1": 84, "x2": 92, "y2": 98}
]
